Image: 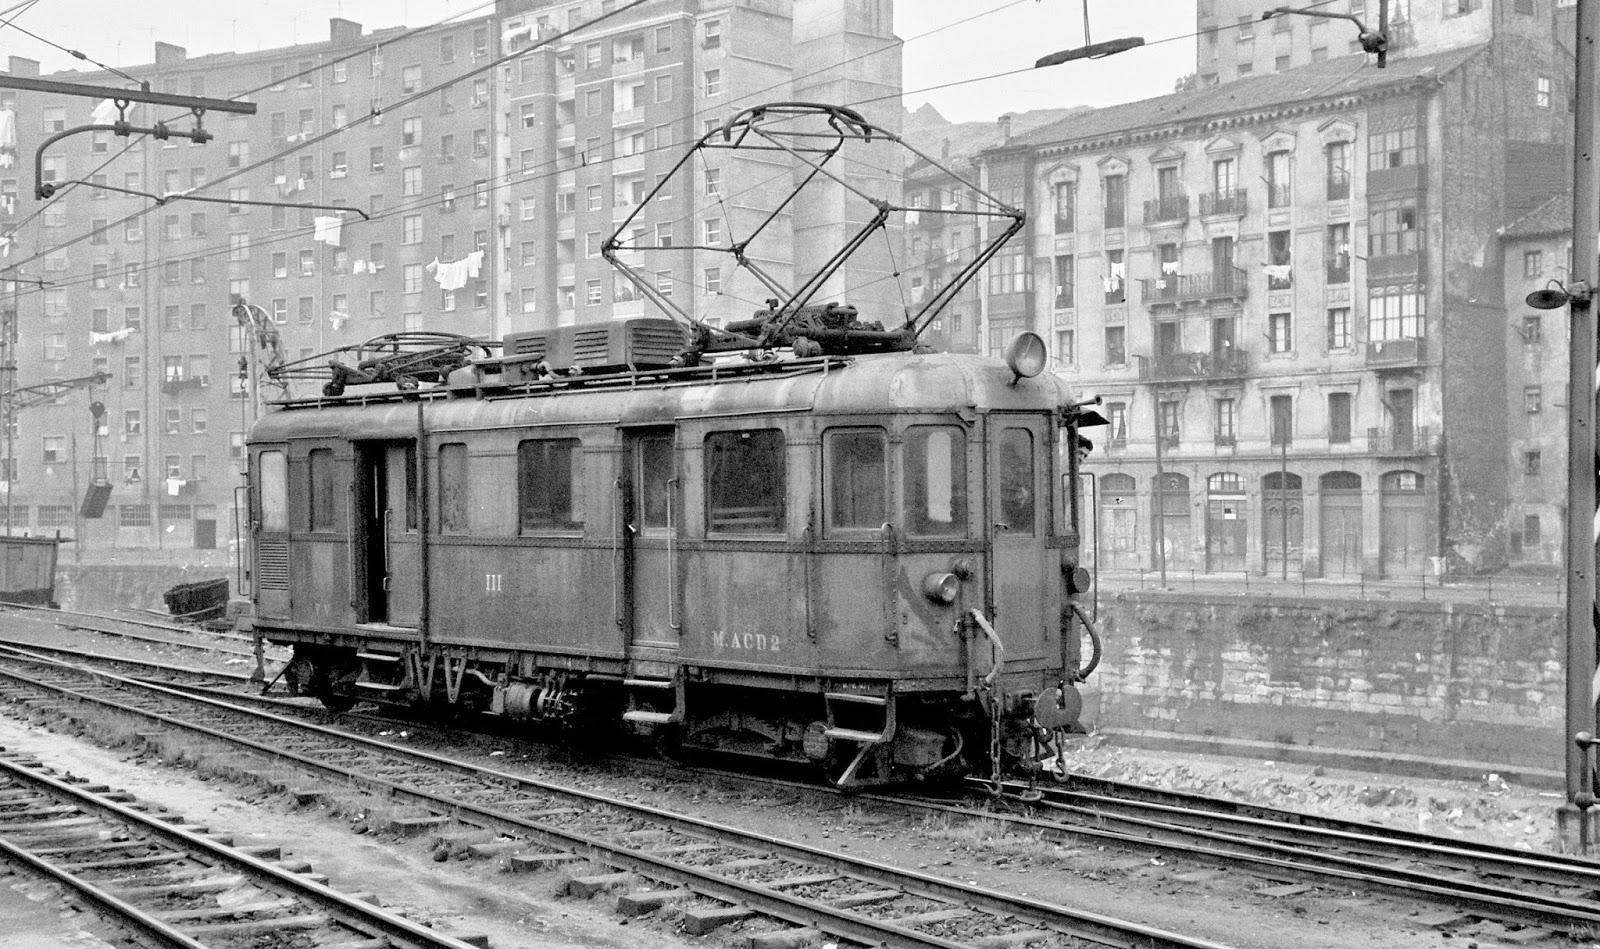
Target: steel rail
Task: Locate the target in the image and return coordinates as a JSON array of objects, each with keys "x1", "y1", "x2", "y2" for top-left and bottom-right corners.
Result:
[
  {"x1": 0, "y1": 754, "x2": 480, "y2": 949},
  {"x1": 0, "y1": 604, "x2": 270, "y2": 657},
  {"x1": 0, "y1": 647, "x2": 1236, "y2": 949}
]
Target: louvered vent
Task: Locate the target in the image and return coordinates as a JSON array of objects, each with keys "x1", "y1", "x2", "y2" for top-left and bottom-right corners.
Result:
[
  {"x1": 571, "y1": 328, "x2": 613, "y2": 364},
  {"x1": 504, "y1": 332, "x2": 550, "y2": 358},
  {"x1": 629, "y1": 322, "x2": 689, "y2": 363},
  {"x1": 256, "y1": 541, "x2": 289, "y2": 590}
]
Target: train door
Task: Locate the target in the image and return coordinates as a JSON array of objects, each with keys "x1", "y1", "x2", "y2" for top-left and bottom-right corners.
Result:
[
  {"x1": 988, "y1": 414, "x2": 1049, "y2": 651},
  {"x1": 622, "y1": 428, "x2": 679, "y2": 658},
  {"x1": 356, "y1": 440, "x2": 420, "y2": 627},
  {"x1": 252, "y1": 446, "x2": 290, "y2": 619}
]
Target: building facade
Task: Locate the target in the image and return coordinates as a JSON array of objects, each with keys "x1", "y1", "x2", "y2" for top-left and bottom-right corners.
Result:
[
  {"x1": 0, "y1": 0, "x2": 899, "y2": 556},
  {"x1": 1498, "y1": 192, "x2": 1571, "y2": 570},
  {"x1": 971, "y1": 34, "x2": 1563, "y2": 578}
]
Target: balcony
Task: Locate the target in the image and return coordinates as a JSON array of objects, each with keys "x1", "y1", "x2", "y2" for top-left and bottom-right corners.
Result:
[
  {"x1": 1365, "y1": 336, "x2": 1426, "y2": 368},
  {"x1": 1367, "y1": 425, "x2": 1438, "y2": 455},
  {"x1": 1368, "y1": 248, "x2": 1425, "y2": 280},
  {"x1": 1053, "y1": 214, "x2": 1074, "y2": 234},
  {"x1": 1326, "y1": 258, "x2": 1351, "y2": 284},
  {"x1": 1053, "y1": 289, "x2": 1074, "y2": 310},
  {"x1": 1138, "y1": 267, "x2": 1249, "y2": 306},
  {"x1": 1139, "y1": 347, "x2": 1249, "y2": 383},
  {"x1": 1142, "y1": 195, "x2": 1189, "y2": 225},
  {"x1": 1326, "y1": 175, "x2": 1351, "y2": 201},
  {"x1": 1267, "y1": 183, "x2": 1293, "y2": 208},
  {"x1": 1265, "y1": 264, "x2": 1292, "y2": 291},
  {"x1": 1369, "y1": 163, "x2": 1422, "y2": 193},
  {"x1": 1214, "y1": 434, "x2": 1237, "y2": 449},
  {"x1": 612, "y1": 106, "x2": 646, "y2": 128},
  {"x1": 1199, "y1": 189, "x2": 1247, "y2": 216}
]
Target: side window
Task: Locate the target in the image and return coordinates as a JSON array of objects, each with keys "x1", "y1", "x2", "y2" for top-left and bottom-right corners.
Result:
[
  {"x1": 706, "y1": 429, "x2": 785, "y2": 533},
  {"x1": 308, "y1": 448, "x2": 340, "y2": 530},
  {"x1": 518, "y1": 438, "x2": 580, "y2": 531},
  {"x1": 904, "y1": 425, "x2": 967, "y2": 536},
  {"x1": 998, "y1": 427, "x2": 1036, "y2": 535},
  {"x1": 259, "y1": 449, "x2": 288, "y2": 531},
  {"x1": 439, "y1": 442, "x2": 468, "y2": 533},
  {"x1": 637, "y1": 434, "x2": 673, "y2": 528},
  {"x1": 826, "y1": 428, "x2": 887, "y2": 532}
]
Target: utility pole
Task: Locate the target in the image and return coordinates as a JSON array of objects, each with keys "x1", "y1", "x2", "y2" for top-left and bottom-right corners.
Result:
[
  {"x1": 1558, "y1": 0, "x2": 1600, "y2": 855},
  {"x1": 1153, "y1": 400, "x2": 1168, "y2": 587}
]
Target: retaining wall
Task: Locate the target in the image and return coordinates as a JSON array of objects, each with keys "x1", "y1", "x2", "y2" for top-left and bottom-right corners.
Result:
[
  {"x1": 55, "y1": 564, "x2": 230, "y2": 615},
  {"x1": 1089, "y1": 592, "x2": 1565, "y2": 784}
]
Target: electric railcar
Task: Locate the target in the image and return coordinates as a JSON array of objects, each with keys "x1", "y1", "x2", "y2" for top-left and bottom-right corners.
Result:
[{"x1": 239, "y1": 317, "x2": 1103, "y2": 786}]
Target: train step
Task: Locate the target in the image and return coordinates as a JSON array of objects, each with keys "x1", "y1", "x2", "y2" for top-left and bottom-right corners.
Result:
[
  {"x1": 824, "y1": 691, "x2": 888, "y2": 706},
  {"x1": 622, "y1": 710, "x2": 676, "y2": 725}
]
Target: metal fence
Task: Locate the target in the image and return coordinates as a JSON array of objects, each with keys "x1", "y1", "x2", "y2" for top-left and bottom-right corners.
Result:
[{"x1": 1099, "y1": 568, "x2": 1565, "y2": 608}]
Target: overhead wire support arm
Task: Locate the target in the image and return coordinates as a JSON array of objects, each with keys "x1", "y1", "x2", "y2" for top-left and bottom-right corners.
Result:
[
  {"x1": 1261, "y1": 4, "x2": 1388, "y2": 66},
  {"x1": 5, "y1": 371, "x2": 111, "y2": 411},
  {"x1": 35, "y1": 120, "x2": 214, "y2": 200},
  {"x1": 0, "y1": 74, "x2": 257, "y2": 115}
]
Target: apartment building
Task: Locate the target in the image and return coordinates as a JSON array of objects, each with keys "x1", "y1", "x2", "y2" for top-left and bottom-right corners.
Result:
[
  {"x1": 1498, "y1": 192, "x2": 1570, "y2": 569},
  {"x1": 1196, "y1": 0, "x2": 1570, "y2": 86},
  {"x1": 973, "y1": 36, "x2": 1564, "y2": 577},
  {"x1": 0, "y1": 0, "x2": 900, "y2": 556}
]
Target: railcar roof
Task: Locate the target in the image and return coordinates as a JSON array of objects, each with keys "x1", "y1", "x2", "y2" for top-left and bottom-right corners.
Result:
[{"x1": 248, "y1": 350, "x2": 1072, "y2": 442}]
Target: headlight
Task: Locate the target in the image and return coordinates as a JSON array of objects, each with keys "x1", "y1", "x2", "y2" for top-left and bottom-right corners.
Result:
[
  {"x1": 922, "y1": 572, "x2": 960, "y2": 604},
  {"x1": 1004, "y1": 332, "x2": 1048, "y2": 382}
]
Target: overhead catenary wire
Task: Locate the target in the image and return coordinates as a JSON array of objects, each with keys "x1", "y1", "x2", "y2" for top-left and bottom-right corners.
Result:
[{"x1": 5, "y1": 0, "x2": 1035, "y2": 283}]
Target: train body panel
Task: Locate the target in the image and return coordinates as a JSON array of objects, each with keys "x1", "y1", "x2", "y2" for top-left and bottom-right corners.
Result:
[{"x1": 244, "y1": 345, "x2": 1097, "y2": 784}]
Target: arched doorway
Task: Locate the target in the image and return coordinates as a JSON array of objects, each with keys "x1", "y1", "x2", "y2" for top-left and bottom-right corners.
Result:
[
  {"x1": 1380, "y1": 469, "x2": 1428, "y2": 576},
  {"x1": 1205, "y1": 472, "x2": 1247, "y2": 572},
  {"x1": 1100, "y1": 473, "x2": 1138, "y2": 570},
  {"x1": 1262, "y1": 471, "x2": 1303, "y2": 575},
  {"x1": 1319, "y1": 471, "x2": 1363, "y2": 578},
  {"x1": 1153, "y1": 472, "x2": 1192, "y2": 571}
]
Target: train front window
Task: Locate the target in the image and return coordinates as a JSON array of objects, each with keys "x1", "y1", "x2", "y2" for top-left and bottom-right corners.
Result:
[
  {"x1": 998, "y1": 427, "x2": 1036, "y2": 535},
  {"x1": 307, "y1": 448, "x2": 340, "y2": 531},
  {"x1": 706, "y1": 429, "x2": 785, "y2": 533},
  {"x1": 826, "y1": 428, "x2": 886, "y2": 533},
  {"x1": 904, "y1": 425, "x2": 966, "y2": 537},
  {"x1": 258, "y1": 450, "x2": 287, "y2": 532},
  {"x1": 518, "y1": 438, "x2": 581, "y2": 531}
]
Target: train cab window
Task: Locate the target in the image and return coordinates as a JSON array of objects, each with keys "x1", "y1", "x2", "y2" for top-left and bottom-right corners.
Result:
[
  {"x1": 904, "y1": 425, "x2": 967, "y2": 536},
  {"x1": 258, "y1": 450, "x2": 288, "y2": 532},
  {"x1": 706, "y1": 429, "x2": 785, "y2": 533},
  {"x1": 307, "y1": 448, "x2": 341, "y2": 531},
  {"x1": 825, "y1": 428, "x2": 886, "y2": 532},
  {"x1": 438, "y1": 442, "x2": 469, "y2": 533},
  {"x1": 635, "y1": 434, "x2": 674, "y2": 529},
  {"x1": 518, "y1": 438, "x2": 581, "y2": 531},
  {"x1": 998, "y1": 427, "x2": 1036, "y2": 535}
]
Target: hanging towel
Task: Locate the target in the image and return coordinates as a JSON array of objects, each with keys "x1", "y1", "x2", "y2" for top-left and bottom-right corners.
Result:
[
  {"x1": 91, "y1": 99, "x2": 120, "y2": 125},
  {"x1": 313, "y1": 215, "x2": 343, "y2": 246},
  {"x1": 0, "y1": 109, "x2": 15, "y2": 169},
  {"x1": 1263, "y1": 264, "x2": 1292, "y2": 281}
]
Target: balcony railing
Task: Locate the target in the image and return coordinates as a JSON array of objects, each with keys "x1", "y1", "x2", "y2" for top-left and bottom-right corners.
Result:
[
  {"x1": 1326, "y1": 259, "x2": 1351, "y2": 284},
  {"x1": 1369, "y1": 163, "x2": 1422, "y2": 193},
  {"x1": 1054, "y1": 289, "x2": 1074, "y2": 310},
  {"x1": 1214, "y1": 434, "x2": 1237, "y2": 449},
  {"x1": 1326, "y1": 175, "x2": 1351, "y2": 201},
  {"x1": 1367, "y1": 425, "x2": 1437, "y2": 454},
  {"x1": 1140, "y1": 347, "x2": 1249, "y2": 382},
  {"x1": 1265, "y1": 264, "x2": 1292, "y2": 290},
  {"x1": 1366, "y1": 336, "x2": 1426, "y2": 367},
  {"x1": 1267, "y1": 183, "x2": 1294, "y2": 208},
  {"x1": 1198, "y1": 189, "x2": 1247, "y2": 216},
  {"x1": 1143, "y1": 195, "x2": 1189, "y2": 225},
  {"x1": 1053, "y1": 214, "x2": 1075, "y2": 234},
  {"x1": 1138, "y1": 267, "x2": 1249, "y2": 305},
  {"x1": 1368, "y1": 248, "x2": 1425, "y2": 280},
  {"x1": 1103, "y1": 207, "x2": 1126, "y2": 229}
]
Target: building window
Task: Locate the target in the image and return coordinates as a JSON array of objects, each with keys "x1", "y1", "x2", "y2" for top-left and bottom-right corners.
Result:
[
  {"x1": 1268, "y1": 312, "x2": 1293, "y2": 353},
  {"x1": 1054, "y1": 254, "x2": 1074, "y2": 308},
  {"x1": 1056, "y1": 329, "x2": 1075, "y2": 365},
  {"x1": 1328, "y1": 392, "x2": 1352, "y2": 444},
  {"x1": 1326, "y1": 223, "x2": 1351, "y2": 282},
  {"x1": 1053, "y1": 181, "x2": 1076, "y2": 232},
  {"x1": 1214, "y1": 398, "x2": 1236, "y2": 446},
  {"x1": 1522, "y1": 314, "x2": 1543, "y2": 343},
  {"x1": 1266, "y1": 150, "x2": 1292, "y2": 207},
  {"x1": 1524, "y1": 250, "x2": 1543, "y2": 278},
  {"x1": 1368, "y1": 289, "x2": 1424, "y2": 340},
  {"x1": 1105, "y1": 402, "x2": 1127, "y2": 447},
  {"x1": 1158, "y1": 400, "x2": 1181, "y2": 446},
  {"x1": 403, "y1": 214, "x2": 422, "y2": 244},
  {"x1": 1525, "y1": 385, "x2": 1542, "y2": 413},
  {"x1": 1369, "y1": 195, "x2": 1421, "y2": 259},
  {"x1": 704, "y1": 267, "x2": 722, "y2": 294},
  {"x1": 1525, "y1": 450, "x2": 1542, "y2": 476},
  {"x1": 1524, "y1": 514, "x2": 1542, "y2": 549},
  {"x1": 1269, "y1": 395, "x2": 1293, "y2": 445},
  {"x1": 1326, "y1": 307, "x2": 1351, "y2": 349},
  {"x1": 1105, "y1": 249, "x2": 1125, "y2": 303},
  {"x1": 586, "y1": 279, "x2": 602, "y2": 305},
  {"x1": 1102, "y1": 174, "x2": 1126, "y2": 228},
  {"x1": 403, "y1": 263, "x2": 423, "y2": 294},
  {"x1": 1537, "y1": 75, "x2": 1552, "y2": 109},
  {"x1": 703, "y1": 69, "x2": 722, "y2": 96},
  {"x1": 1104, "y1": 325, "x2": 1126, "y2": 367},
  {"x1": 1325, "y1": 141, "x2": 1352, "y2": 200},
  {"x1": 1369, "y1": 123, "x2": 1419, "y2": 170}
]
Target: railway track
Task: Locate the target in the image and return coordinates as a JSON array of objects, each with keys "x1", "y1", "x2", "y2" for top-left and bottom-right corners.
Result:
[
  {"x1": 7, "y1": 635, "x2": 1600, "y2": 941},
  {"x1": 0, "y1": 746, "x2": 483, "y2": 948},
  {"x1": 0, "y1": 601, "x2": 274, "y2": 660},
  {"x1": 0, "y1": 644, "x2": 1234, "y2": 949}
]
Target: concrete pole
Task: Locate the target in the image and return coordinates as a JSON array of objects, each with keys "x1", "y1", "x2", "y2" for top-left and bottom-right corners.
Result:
[{"x1": 1559, "y1": 0, "x2": 1600, "y2": 855}]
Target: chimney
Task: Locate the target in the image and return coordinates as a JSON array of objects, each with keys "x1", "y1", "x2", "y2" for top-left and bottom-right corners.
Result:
[
  {"x1": 330, "y1": 18, "x2": 363, "y2": 45},
  {"x1": 154, "y1": 42, "x2": 187, "y2": 67},
  {"x1": 998, "y1": 113, "x2": 1014, "y2": 143},
  {"x1": 6, "y1": 57, "x2": 38, "y2": 78},
  {"x1": 941, "y1": 138, "x2": 950, "y2": 160}
]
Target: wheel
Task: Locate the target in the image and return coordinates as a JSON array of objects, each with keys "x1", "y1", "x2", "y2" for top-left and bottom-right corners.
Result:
[{"x1": 317, "y1": 686, "x2": 356, "y2": 713}]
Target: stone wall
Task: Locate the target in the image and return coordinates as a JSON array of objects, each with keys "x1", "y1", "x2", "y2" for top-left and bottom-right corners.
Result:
[
  {"x1": 1088, "y1": 592, "x2": 1565, "y2": 785},
  {"x1": 55, "y1": 564, "x2": 230, "y2": 615}
]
